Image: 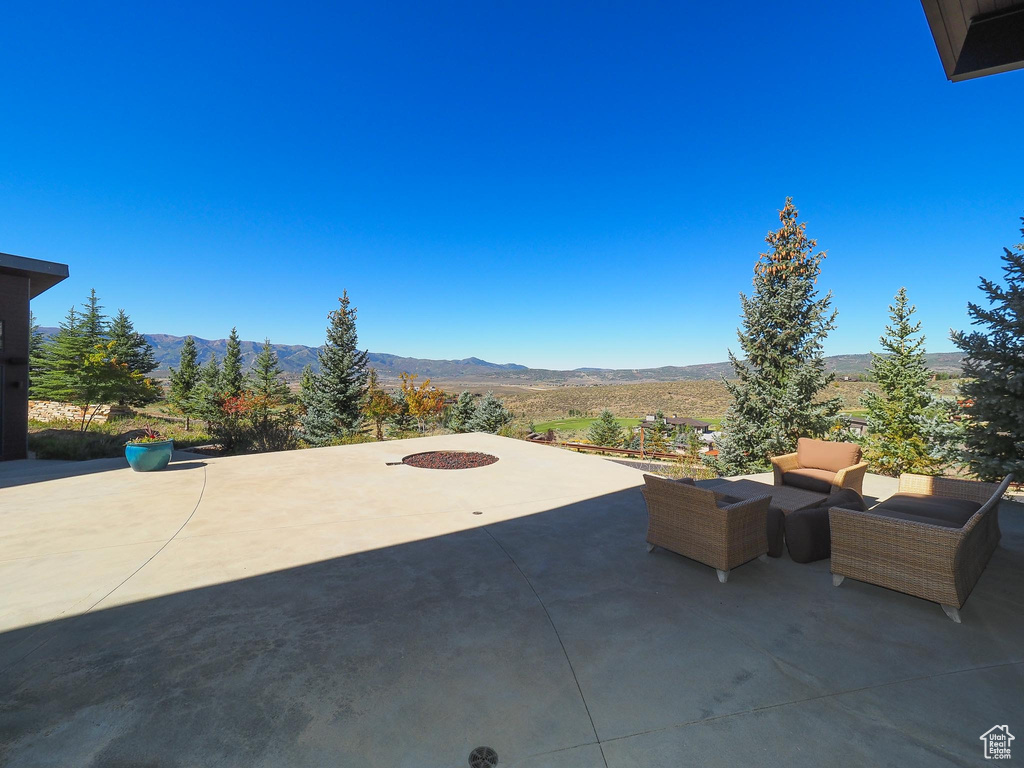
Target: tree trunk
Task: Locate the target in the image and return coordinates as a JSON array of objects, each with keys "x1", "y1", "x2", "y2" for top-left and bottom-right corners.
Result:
[{"x1": 84, "y1": 405, "x2": 101, "y2": 432}]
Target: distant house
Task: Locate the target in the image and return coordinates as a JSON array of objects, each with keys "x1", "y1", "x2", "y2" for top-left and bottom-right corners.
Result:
[{"x1": 641, "y1": 414, "x2": 712, "y2": 434}]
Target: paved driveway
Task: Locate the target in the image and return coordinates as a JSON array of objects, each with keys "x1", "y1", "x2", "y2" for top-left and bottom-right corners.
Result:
[{"x1": 1, "y1": 434, "x2": 1022, "y2": 766}]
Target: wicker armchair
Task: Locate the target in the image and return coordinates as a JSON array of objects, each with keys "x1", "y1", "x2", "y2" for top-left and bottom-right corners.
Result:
[
  {"x1": 641, "y1": 474, "x2": 771, "y2": 583},
  {"x1": 772, "y1": 438, "x2": 869, "y2": 496},
  {"x1": 830, "y1": 473, "x2": 1012, "y2": 622}
]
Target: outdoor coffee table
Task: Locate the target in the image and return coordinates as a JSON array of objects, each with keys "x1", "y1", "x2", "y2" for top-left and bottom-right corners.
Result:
[
  {"x1": 716, "y1": 479, "x2": 827, "y2": 514},
  {"x1": 707, "y1": 479, "x2": 828, "y2": 558}
]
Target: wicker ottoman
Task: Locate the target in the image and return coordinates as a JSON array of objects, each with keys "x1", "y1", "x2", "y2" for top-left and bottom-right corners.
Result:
[{"x1": 785, "y1": 489, "x2": 867, "y2": 563}]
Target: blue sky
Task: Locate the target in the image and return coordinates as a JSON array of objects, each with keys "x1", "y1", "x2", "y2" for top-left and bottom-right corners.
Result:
[{"x1": 2, "y1": 2, "x2": 1022, "y2": 369}]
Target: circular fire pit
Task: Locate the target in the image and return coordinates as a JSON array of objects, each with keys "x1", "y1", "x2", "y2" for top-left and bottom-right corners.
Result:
[{"x1": 401, "y1": 451, "x2": 499, "y2": 470}]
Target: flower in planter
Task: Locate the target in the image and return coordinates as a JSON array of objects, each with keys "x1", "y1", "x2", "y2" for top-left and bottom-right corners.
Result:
[{"x1": 130, "y1": 426, "x2": 167, "y2": 444}]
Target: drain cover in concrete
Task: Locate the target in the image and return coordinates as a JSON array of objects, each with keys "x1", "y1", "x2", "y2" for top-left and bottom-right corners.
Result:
[{"x1": 469, "y1": 746, "x2": 498, "y2": 767}]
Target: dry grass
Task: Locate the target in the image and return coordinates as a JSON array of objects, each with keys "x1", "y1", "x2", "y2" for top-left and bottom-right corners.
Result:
[
  {"x1": 27, "y1": 416, "x2": 213, "y2": 461},
  {"x1": 505, "y1": 380, "x2": 959, "y2": 422}
]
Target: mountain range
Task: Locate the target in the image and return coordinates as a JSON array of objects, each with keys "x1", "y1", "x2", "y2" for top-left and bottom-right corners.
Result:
[{"x1": 39, "y1": 329, "x2": 965, "y2": 384}]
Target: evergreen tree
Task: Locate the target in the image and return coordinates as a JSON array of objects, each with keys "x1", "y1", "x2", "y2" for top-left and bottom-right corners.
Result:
[
  {"x1": 32, "y1": 306, "x2": 90, "y2": 401},
  {"x1": 79, "y1": 288, "x2": 109, "y2": 347},
  {"x1": 195, "y1": 354, "x2": 223, "y2": 427},
  {"x1": 168, "y1": 336, "x2": 202, "y2": 430},
  {"x1": 108, "y1": 309, "x2": 158, "y2": 405},
  {"x1": 221, "y1": 327, "x2": 245, "y2": 398},
  {"x1": 386, "y1": 390, "x2": 415, "y2": 434},
  {"x1": 951, "y1": 216, "x2": 1024, "y2": 481},
  {"x1": 28, "y1": 311, "x2": 46, "y2": 391},
  {"x1": 32, "y1": 305, "x2": 151, "y2": 430},
  {"x1": 677, "y1": 427, "x2": 704, "y2": 459},
  {"x1": 465, "y1": 392, "x2": 513, "y2": 434},
  {"x1": 645, "y1": 419, "x2": 671, "y2": 454},
  {"x1": 588, "y1": 410, "x2": 623, "y2": 447},
  {"x1": 446, "y1": 391, "x2": 478, "y2": 433},
  {"x1": 249, "y1": 339, "x2": 289, "y2": 402},
  {"x1": 245, "y1": 338, "x2": 290, "y2": 431},
  {"x1": 716, "y1": 198, "x2": 841, "y2": 474},
  {"x1": 860, "y1": 288, "x2": 939, "y2": 476},
  {"x1": 299, "y1": 292, "x2": 370, "y2": 445},
  {"x1": 299, "y1": 364, "x2": 315, "y2": 409},
  {"x1": 109, "y1": 310, "x2": 157, "y2": 374},
  {"x1": 917, "y1": 393, "x2": 968, "y2": 471}
]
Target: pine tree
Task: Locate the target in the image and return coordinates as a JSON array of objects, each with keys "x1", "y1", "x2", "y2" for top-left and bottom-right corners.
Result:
[
  {"x1": 386, "y1": 390, "x2": 415, "y2": 433},
  {"x1": 32, "y1": 305, "x2": 151, "y2": 430},
  {"x1": 109, "y1": 310, "x2": 157, "y2": 375},
  {"x1": 108, "y1": 309, "x2": 158, "y2": 405},
  {"x1": 32, "y1": 306, "x2": 90, "y2": 402},
  {"x1": 645, "y1": 419, "x2": 671, "y2": 454},
  {"x1": 860, "y1": 288, "x2": 939, "y2": 476},
  {"x1": 28, "y1": 311, "x2": 45, "y2": 391},
  {"x1": 195, "y1": 354, "x2": 223, "y2": 427},
  {"x1": 716, "y1": 198, "x2": 841, "y2": 474},
  {"x1": 447, "y1": 391, "x2": 478, "y2": 433},
  {"x1": 917, "y1": 393, "x2": 968, "y2": 471},
  {"x1": 299, "y1": 364, "x2": 315, "y2": 409},
  {"x1": 249, "y1": 339, "x2": 289, "y2": 402},
  {"x1": 168, "y1": 336, "x2": 202, "y2": 430},
  {"x1": 465, "y1": 392, "x2": 512, "y2": 434},
  {"x1": 951, "y1": 216, "x2": 1024, "y2": 481},
  {"x1": 299, "y1": 292, "x2": 370, "y2": 445},
  {"x1": 681, "y1": 428, "x2": 704, "y2": 460},
  {"x1": 244, "y1": 338, "x2": 288, "y2": 428},
  {"x1": 79, "y1": 288, "x2": 109, "y2": 347},
  {"x1": 221, "y1": 327, "x2": 245, "y2": 398},
  {"x1": 588, "y1": 410, "x2": 623, "y2": 447}
]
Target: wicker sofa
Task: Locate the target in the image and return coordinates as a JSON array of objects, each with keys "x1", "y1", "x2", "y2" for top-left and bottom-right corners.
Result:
[
  {"x1": 830, "y1": 473, "x2": 1012, "y2": 622},
  {"x1": 642, "y1": 474, "x2": 771, "y2": 583},
  {"x1": 771, "y1": 438, "x2": 870, "y2": 496}
]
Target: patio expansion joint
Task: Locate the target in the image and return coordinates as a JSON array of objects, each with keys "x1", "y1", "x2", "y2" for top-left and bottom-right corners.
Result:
[
  {"x1": 480, "y1": 524, "x2": 610, "y2": 768},
  {"x1": 599, "y1": 658, "x2": 1024, "y2": 749},
  {"x1": 0, "y1": 465, "x2": 209, "y2": 675}
]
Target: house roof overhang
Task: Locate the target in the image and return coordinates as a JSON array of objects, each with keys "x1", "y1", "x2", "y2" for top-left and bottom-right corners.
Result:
[
  {"x1": 921, "y1": 1, "x2": 1024, "y2": 81},
  {"x1": 0, "y1": 252, "x2": 70, "y2": 299}
]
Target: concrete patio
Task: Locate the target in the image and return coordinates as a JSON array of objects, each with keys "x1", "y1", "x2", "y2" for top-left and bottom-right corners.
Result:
[{"x1": 1, "y1": 433, "x2": 1022, "y2": 766}]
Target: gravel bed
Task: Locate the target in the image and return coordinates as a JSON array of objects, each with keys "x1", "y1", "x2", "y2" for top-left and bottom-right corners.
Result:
[{"x1": 402, "y1": 451, "x2": 499, "y2": 470}]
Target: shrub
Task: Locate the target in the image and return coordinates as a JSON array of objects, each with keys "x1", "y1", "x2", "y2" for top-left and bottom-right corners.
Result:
[
  {"x1": 27, "y1": 415, "x2": 213, "y2": 460},
  {"x1": 496, "y1": 421, "x2": 531, "y2": 440},
  {"x1": 466, "y1": 392, "x2": 513, "y2": 433},
  {"x1": 214, "y1": 393, "x2": 298, "y2": 454},
  {"x1": 28, "y1": 429, "x2": 123, "y2": 460}
]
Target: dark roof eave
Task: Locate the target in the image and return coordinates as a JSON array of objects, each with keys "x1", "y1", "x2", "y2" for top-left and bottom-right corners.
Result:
[{"x1": 0, "y1": 252, "x2": 70, "y2": 298}]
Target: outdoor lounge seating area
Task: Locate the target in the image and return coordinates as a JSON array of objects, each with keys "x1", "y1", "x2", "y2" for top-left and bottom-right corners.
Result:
[
  {"x1": 771, "y1": 437, "x2": 869, "y2": 495},
  {"x1": 676, "y1": 465, "x2": 1014, "y2": 622},
  {"x1": 1, "y1": 434, "x2": 1022, "y2": 766},
  {"x1": 831, "y1": 473, "x2": 1012, "y2": 623}
]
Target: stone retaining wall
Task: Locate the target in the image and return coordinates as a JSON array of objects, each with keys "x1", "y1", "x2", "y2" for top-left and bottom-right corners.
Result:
[{"x1": 28, "y1": 400, "x2": 133, "y2": 425}]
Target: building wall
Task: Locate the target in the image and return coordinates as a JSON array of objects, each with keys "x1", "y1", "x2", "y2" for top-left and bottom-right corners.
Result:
[{"x1": 0, "y1": 274, "x2": 30, "y2": 460}]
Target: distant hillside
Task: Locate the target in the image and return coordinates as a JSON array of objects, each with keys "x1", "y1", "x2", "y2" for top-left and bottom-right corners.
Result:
[{"x1": 37, "y1": 328, "x2": 964, "y2": 383}]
